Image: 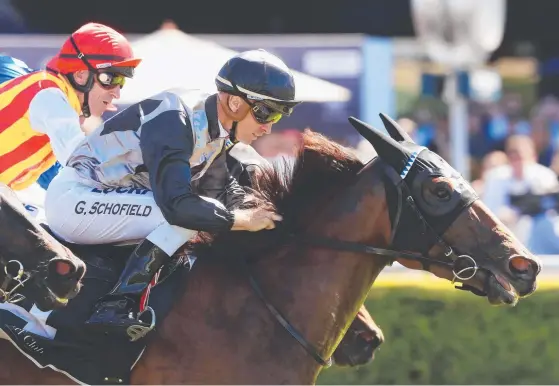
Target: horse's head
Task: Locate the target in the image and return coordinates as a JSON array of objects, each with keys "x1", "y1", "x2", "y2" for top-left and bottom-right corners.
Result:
[
  {"x1": 350, "y1": 114, "x2": 540, "y2": 305},
  {"x1": 0, "y1": 184, "x2": 85, "y2": 310}
]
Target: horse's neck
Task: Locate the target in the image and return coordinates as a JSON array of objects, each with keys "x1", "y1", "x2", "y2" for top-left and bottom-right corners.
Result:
[
  {"x1": 250, "y1": 176, "x2": 391, "y2": 383},
  {"x1": 147, "y1": 249, "x2": 388, "y2": 384},
  {"x1": 148, "y1": 177, "x2": 391, "y2": 384},
  {"x1": 147, "y1": 259, "x2": 328, "y2": 384},
  {"x1": 256, "y1": 244, "x2": 388, "y2": 382}
]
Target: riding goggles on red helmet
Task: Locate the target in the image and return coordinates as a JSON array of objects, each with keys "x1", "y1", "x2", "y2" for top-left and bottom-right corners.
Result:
[{"x1": 96, "y1": 72, "x2": 126, "y2": 89}]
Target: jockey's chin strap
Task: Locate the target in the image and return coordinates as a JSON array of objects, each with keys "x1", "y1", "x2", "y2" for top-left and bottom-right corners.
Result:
[
  {"x1": 63, "y1": 36, "x2": 99, "y2": 118},
  {"x1": 229, "y1": 121, "x2": 239, "y2": 145},
  {"x1": 242, "y1": 164, "x2": 481, "y2": 368}
]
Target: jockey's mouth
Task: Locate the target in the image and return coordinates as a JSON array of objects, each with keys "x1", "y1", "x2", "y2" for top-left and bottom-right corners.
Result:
[{"x1": 102, "y1": 100, "x2": 118, "y2": 111}]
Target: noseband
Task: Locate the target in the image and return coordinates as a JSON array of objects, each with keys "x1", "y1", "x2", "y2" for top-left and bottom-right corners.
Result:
[{"x1": 242, "y1": 163, "x2": 481, "y2": 368}]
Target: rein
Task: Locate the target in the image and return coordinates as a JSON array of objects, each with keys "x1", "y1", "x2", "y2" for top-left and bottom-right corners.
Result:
[{"x1": 244, "y1": 164, "x2": 482, "y2": 368}]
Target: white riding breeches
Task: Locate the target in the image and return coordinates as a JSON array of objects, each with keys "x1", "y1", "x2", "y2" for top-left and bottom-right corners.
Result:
[
  {"x1": 44, "y1": 167, "x2": 196, "y2": 256},
  {"x1": 16, "y1": 183, "x2": 47, "y2": 223}
]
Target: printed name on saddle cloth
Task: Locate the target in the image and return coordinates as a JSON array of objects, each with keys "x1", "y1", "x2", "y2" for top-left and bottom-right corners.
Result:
[
  {"x1": 6, "y1": 325, "x2": 45, "y2": 354},
  {"x1": 74, "y1": 187, "x2": 153, "y2": 216}
]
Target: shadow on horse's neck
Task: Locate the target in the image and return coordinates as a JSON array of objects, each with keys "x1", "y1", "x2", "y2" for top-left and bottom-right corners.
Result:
[
  {"x1": 265, "y1": 158, "x2": 391, "y2": 381},
  {"x1": 150, "y1": 140, "x2": 392, "y2": 384}
]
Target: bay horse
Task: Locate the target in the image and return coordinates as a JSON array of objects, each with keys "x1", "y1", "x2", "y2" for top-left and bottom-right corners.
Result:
[
  {"x1": 0, "y1": 114, "x2": 540, "y2": 384},
  {"x1": 0, "y1": 184, "x2": 85, "y2": 310}
]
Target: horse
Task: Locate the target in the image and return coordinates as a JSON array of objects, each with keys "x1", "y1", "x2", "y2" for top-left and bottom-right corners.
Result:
[
  {"x1": 0, "y1": 114, "x2": 540, "y2": 384},
  {"x1": 0, "y1": 183, "x2": 85, "y2": 311}
]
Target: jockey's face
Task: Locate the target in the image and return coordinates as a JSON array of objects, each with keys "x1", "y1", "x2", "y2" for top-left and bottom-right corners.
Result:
[
  {"x1": 229, "y1": 96, "x2": 273, "y2": 145},
  {"x1": 236, "y1": 110, "x2": 273, "y2": 145},
  {"x1": 73, "y1": 70, "x2": 121, "y2": 118}
]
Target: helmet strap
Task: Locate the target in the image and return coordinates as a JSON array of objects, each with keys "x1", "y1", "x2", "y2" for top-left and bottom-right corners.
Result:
[
  {"x1": 66, "y1": 72, "x2": 95, "y2": 118},
  {"x1": 82, "y1": 91, "x2": 91, "y2": 119},
  {"x1": 66, "y1": 35, "x2": 100, "y2": 118},
  {"x1": 229, "y1": 121, "x2": 239, "y2": 144}
]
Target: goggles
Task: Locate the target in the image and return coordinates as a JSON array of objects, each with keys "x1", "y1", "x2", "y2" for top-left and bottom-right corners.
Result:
[
  {"x1": 229, "y1": 83, "x2": 284, "y2": 124},
  {"x1": 96, "y1": 72, "x2": 126, "y2": 89},
  {"x1": 249, "y1": 101, "x2": 283, "y2": 124}
]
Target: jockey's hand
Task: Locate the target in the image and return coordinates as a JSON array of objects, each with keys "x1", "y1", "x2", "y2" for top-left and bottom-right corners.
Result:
[{"x1": 231, "y1": 208, "x2": 283, "y2": 232}]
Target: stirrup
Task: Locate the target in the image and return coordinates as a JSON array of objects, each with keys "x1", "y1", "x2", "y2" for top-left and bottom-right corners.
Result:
[{"x1": 126, "y1": 306, "x2": 156, "y2": 342}]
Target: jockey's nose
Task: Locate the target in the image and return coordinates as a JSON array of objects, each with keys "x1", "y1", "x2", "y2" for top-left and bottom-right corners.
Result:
[
  {"x1": 260, "y1": 123, "x2": 272, "y2": 135},
  {"x1": 112, "y1": 86, "x2": 121, "y2": 99}
]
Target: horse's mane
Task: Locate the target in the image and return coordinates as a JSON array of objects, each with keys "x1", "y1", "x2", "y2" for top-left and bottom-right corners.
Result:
[{"x1": 190, "y1": 130, "x2": 364, "y2": 259}]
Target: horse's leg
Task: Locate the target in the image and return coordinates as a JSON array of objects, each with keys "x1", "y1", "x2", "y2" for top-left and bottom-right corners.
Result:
[{"x1": 0, "y1": 340, "x2": 74, "y2": 384}]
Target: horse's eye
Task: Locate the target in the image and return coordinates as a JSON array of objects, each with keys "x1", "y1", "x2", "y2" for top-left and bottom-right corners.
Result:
[{"x1": 435, "y1": 187, "x2": 450, "y2": 200}]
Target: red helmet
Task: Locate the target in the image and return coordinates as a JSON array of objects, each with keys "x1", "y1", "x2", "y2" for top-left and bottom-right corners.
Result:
[{"x1": 47, "y1": 22, "x2": 141, "y2": 78}]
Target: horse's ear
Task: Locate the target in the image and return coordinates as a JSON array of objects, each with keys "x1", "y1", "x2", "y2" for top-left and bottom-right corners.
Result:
[
  {"x1": 348, "y1": 116, "x2": 412, "y2": 173},
  {"x1": 379, "y1": 113, "x2": 415, "y2": 143}
]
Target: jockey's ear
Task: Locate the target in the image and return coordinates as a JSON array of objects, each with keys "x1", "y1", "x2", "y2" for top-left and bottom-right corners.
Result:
[
  {"x1": 72, "y1": 70, "x2": 90, "y2": 87},
  {"x1": 228, "y1": 95, "x2": 244, "y2": 114}
]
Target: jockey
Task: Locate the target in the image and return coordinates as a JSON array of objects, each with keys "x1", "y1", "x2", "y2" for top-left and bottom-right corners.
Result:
[
  {"x1": 44, "y1": 49, "x2": 302, "y2": 340},
  {"x1": 0, "y1": 22, "x2": 140, "y2": 198}
]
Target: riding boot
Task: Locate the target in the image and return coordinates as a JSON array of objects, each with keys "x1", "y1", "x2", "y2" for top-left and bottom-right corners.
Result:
[{"x1": 84, "y1": 239, "x2": 171, "y2": 341}]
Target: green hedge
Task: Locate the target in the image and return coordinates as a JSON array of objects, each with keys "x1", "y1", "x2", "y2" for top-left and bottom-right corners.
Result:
[{"x1": 318, "y1": 287, "x2": 559, "y2": 385}]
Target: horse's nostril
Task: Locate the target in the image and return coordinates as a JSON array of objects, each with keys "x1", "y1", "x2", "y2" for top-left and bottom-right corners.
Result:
[
  {"x1": 510, "y1": 256, "x2": 530, "y2": 273},
  {"x1": 49, "y1": 259, "x2": 75, "y2": 277},
  {"x1": 359, "y1": 331, "x2": 377, "y2": 343}
]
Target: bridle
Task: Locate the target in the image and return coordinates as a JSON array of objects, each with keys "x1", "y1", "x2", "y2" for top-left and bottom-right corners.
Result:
[
  {"x1": 0, "y1": 258, "x2": 31, "y2": 304},
  {"x1": 242, "y1": 163, "x2": 483, "y2": 368}
]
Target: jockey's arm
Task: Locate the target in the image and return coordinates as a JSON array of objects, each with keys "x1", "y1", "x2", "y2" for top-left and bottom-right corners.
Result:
[
  {"x1": 28, "y1": 88, "x2": 86, "y2": 165},
  {"x1": 140, "y1": 110, "x2": 235, "y2": 233}
]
